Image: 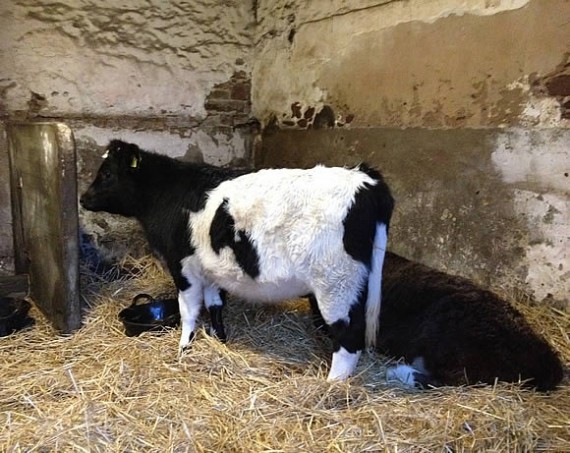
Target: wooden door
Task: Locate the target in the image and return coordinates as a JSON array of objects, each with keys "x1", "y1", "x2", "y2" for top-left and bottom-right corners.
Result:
[{"x1": 6, "y1": 123, "x2": 81, "y2": 333}]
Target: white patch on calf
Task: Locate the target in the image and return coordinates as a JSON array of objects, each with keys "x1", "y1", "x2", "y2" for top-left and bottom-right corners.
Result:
[
  {"x1": 328, "y1": 347, "x2": 361, "y2": 381},
  {"x1": 204, "y1": 285, "x2": 223, "y2": 308},
  {"x1": 178, "y1": 286, "x2": 202, "y2": 350},
  {"x1": 386, "y1": 364, "x2": 421, "y2": 387}
]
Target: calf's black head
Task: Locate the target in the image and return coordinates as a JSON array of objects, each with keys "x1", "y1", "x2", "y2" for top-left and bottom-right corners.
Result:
[{"x1": 80, "y1": 140, "x2": 143, "y2": 217}]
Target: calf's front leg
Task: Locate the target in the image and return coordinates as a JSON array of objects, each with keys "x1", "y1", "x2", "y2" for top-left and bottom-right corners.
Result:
[{"x1": 178, "y1": 280, "x2": 203, "y2": 351}]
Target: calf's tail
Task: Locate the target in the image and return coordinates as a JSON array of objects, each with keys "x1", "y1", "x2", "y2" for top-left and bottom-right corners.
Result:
[{"x1": 365, "y1": 222, "x2": 388, "y2": 348}]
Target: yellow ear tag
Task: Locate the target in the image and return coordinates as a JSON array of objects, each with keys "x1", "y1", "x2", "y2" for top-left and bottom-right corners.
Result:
[{"x1": 130, "y1": 156, "x2": 139, "y2": 168}]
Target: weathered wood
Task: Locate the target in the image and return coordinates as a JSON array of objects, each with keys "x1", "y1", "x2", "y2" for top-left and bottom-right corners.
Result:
[
  {"x1": 6, "y1": 123, "x2": 81, "y2": 333},
  {"x1": 0, "y1": 274, "x2": 29, "y2": 298}
]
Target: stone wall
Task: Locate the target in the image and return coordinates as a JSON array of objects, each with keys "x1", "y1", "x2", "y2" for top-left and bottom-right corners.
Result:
[
  {"x1": 1, "y1": 0, "x2": 568, "y2": 307},
  {"x1": 254, "y1": 0, "x2": 570, "y2": 307},
  {"x1": 0, "y1": 0, "x2": 256, "y2": 269}
]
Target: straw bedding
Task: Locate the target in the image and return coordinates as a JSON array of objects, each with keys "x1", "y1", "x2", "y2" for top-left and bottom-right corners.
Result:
[{"x1": 1, "y1": 256, "x2": 568, "y2": 452}]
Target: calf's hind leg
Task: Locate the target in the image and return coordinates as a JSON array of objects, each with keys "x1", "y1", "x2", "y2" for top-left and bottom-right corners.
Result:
[
  {"x1": 307, "y1": 294, "x2": 329, "y2": 335},
  {"x1": 315, "y1": 289, "x2": 367, "y2": 382},
  {"x1": 204, "y1": 286, "x2": 227, "y2": 342}
]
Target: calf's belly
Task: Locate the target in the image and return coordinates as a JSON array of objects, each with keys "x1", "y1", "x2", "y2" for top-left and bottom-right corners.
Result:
[{"x1": 213, "y1": 275, "x2": 310, "y2": 303}]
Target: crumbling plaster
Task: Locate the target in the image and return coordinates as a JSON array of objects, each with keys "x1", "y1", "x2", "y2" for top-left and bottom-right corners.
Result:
[
  {"x1": 0, "y1": 0, "x2": 256, "y2": 271},
  {"x1": 0, "y1": 0, "x2": 255, "y2": 163},
  {"x1": 1, "y1": 0, "x2": 253, "y2": 118},
  {"x1": 252, "y1": 0, "x2": 568, "y2": 129},
  {"x1": 254, "y1": 0, "x2": 570, "y2": 307}
]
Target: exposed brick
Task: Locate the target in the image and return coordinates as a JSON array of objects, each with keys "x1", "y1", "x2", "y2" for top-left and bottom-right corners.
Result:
[
  {"x1": 545, "y1": 74, "x2": 570, "y2": 97},
  {"x1": 291, "y1": 102, "x2": 302, "y2": 118},
  {"x1": 231, "y1": 82, "x2": 250, "y2": 100},
  {"x1": 304, "y1": 106, "x2": 315, "y2": 119},
  {"x1": 562, "y1": 96, "x2": 570, "y2": 119},
  {"x1": 208, "y1": 89, "x2": 231, "y2": 100},
  {"x1": 313, "y1": 105, "x2": 335, "y2": 129},
  {"x1": 214, "y1": 81, "x2": 233, "y2": 91},
  {"x1": 220, "y1": 114, "x2": 250, "y2": 126},
  {"x1": 233, "y1": 70, "x2": 248, "y2": 81},
  {"x1": 205, "y1": 99, "x2": 250, "y2": 113}
]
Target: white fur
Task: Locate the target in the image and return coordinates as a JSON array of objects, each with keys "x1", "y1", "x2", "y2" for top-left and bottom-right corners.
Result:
[
  {"x1": 204, "y1": 285, "x2": 223, "y2": 308},
  {"x1": 386, "y1": 364, "x2": 420, "y2": 387},
  {"x1": 178, "y1": 255, "x2": 207, "y2": 349},
  {"x1": 328, "y1": 347, "x2": 361, "y2": 381},
  {"x1": 365, "y1": 223, "x2": 387, "y2": 347}
]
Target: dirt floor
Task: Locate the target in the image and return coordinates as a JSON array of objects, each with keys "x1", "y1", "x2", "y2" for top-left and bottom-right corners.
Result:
[{"x1": 1, "y1": 256, "x2": 569, "y2": 452}]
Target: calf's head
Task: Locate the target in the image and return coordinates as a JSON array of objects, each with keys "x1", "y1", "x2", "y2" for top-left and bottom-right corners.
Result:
[{"x1": 80, "y1": 140, "x2": 143, "y2": 217}]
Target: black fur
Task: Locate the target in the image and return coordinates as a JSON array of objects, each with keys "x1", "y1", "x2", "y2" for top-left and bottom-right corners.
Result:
[
  {"x1": 80, "y1": 140, "x2": 252, "y2": 301},
  {"x1": 208, "y1": 305, "x2": 227, "y2": 342},
  {"x1": 342, "y1": 164, "x2": 394, "y2": 267},
  {"x1": 308, "y1": 294, "x2": 328, "y2": 334},
  {"x1": 377, "y1": 252, "x2": 564, "y2": 391},
  {"x1": 209, "y1": 198, "x2": 260, "y2": 279}
]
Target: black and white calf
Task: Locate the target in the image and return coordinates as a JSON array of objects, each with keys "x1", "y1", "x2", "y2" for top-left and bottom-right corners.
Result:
[{"x1": 80, "y1": 140, "x2": 394, "y2": 381}]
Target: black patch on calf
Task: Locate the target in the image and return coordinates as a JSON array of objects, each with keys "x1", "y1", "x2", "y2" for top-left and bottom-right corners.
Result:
[
  {"x1": 210, "y1": 198, "x2": 260, "y2": 279},
  {"x1": 207, "y1": 289, "x2": 227, "y2": 342},
  {"x1": 208, "y1": 306, "x2": 227, "y2": 342},
  {"x1": 343, "y1": 164, "x2": 394, "y2": 267},
  {"x1": 411, "y1": 371, "x2": 436, "y2": 389},
  {"x1": 144, "y1": 208, "x2": 195, "y2": 293}
]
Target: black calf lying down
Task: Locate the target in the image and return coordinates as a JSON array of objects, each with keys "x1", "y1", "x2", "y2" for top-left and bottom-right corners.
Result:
[{"x1": 311, "y1": 252, "x2": 564, "y2": 391}]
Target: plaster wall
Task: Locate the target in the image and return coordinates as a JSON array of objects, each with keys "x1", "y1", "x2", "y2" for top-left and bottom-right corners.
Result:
[
  {"x1": 0, "y1": 0, "x2": 255, "y2": 269},
  {"x1": 1, "y1": 0, "x2": 568, "y2": 306},
  {"x1": 254, "y1": 0, "x2": 570, "y2": 306},
  {"x1": 1, "y1": 0, "x2": 253, "y2": 118}
]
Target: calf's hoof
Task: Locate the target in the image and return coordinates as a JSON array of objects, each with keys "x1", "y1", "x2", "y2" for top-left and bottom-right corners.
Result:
[
  {"x1": 208, "y1": 326, "x2": 227, "y2": 343},
  {"x1": 178, "y1": 331, "x2": 196, "y2": 354}
]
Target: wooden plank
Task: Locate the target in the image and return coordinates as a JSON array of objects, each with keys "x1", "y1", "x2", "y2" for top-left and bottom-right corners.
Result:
[
  {"x1": 6, "y1": 123, "x2": 81, "y2": 333},
  {"x1": 0, "y1": 274, "x2": 29, "y2": 298}
]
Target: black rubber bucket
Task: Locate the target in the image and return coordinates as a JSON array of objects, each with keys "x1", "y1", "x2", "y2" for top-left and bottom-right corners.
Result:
[{"x1": 118, "y1": 294, "x2": 180, "y2": 337}]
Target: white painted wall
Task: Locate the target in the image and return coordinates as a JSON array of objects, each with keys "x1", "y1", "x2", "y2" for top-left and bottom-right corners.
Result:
[{"x1": 0, "y1": 0, "x2": 253, "y2": 118}]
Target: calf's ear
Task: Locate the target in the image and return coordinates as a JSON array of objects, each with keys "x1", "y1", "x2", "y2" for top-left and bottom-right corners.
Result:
[
  {"x1": 129, "y1": 154, "x2": 139, "y2": 168},
  {"x1": 125, "y1": 143, "x2": 142, "y2": 170}
]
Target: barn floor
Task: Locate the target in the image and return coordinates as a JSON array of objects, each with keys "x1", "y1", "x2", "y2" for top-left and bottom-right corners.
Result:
[{"x1": 1, "y1": 256, "x2": 569, "y2": 452}]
